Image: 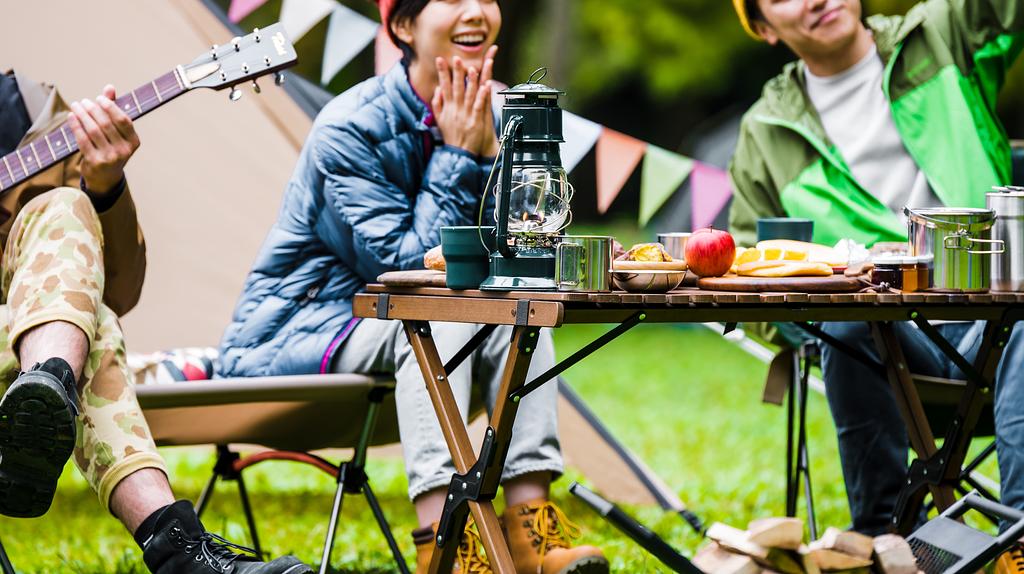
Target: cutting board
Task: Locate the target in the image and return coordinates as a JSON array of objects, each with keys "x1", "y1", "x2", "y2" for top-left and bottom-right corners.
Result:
[
  {"x1": 377, "y1": 270, "x2": 447, "y2": 288},
  {"x1": 697, "y1": 274, "x2": 864, "y2": 293}
]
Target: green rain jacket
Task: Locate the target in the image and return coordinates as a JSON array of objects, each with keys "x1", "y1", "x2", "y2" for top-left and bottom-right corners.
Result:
[{"x1": 728, "y1": 0, "x2": 1024, "y2": 248}]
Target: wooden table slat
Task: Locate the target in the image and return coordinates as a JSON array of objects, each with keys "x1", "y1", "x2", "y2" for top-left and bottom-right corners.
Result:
[
  {"x1": 642, "y1": 294, "x2": 667, "y2": 305},
  {"x1": 760, "y1": 293, "x2": 787, "y2": 304},
  {"x1": 666, "y1": 293, "x2": 692, "y2": 305}
]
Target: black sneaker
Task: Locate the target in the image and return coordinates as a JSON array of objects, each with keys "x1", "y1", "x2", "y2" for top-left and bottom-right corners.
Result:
[
  {"x1": 0, "y1": 357, "x2": 78, "y2": 517},
  {"x1": 142, "y1": 500, "x2": 313, "y2": 574}
]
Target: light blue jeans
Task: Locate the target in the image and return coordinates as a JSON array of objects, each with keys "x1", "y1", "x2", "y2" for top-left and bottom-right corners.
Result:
[
  {"x1": 333, "y1": 319, "x2": 563, "y2": 500},
  {"x1": 820, "y1": 320, "x2": 1024, "y2": 535}
]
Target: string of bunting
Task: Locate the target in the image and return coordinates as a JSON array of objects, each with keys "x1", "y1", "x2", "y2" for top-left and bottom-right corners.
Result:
[{"x1": 225, "y1": 0, "x2": 733, "y2": 228}]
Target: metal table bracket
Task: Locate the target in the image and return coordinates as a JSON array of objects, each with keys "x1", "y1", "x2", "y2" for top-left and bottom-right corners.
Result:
[{"x1": 436, "y1": 427, "x2": 499, "y2": 548}]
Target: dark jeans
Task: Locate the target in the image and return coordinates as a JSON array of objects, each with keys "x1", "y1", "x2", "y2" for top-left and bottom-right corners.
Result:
[{"x1": 819, "y1": 321, "x2": 1024, "y2": 535}]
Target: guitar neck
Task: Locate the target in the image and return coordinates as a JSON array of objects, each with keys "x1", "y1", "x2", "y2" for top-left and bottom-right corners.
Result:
[{"x1": 0, "y1": 69, "x2": 187, "y2": 193}]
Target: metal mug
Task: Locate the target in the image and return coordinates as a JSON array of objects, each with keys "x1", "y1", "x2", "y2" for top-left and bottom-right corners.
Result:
[
  {"x1": 988, "y1": 187, "x2": 1024, "y2": 291},
  {"x1": 555, "y1": 235, "x2": 612, "y2": 292},
  {"x1": 905, "y1": 207, "x2": 1003, "y2": 293},
  {"x1": 656, "y1": 232, "x2": 690, "y2": 261}
]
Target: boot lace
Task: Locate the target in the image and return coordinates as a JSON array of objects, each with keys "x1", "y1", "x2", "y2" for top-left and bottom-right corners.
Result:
[
  {"x1": 524, "y1": 502, "x2": 582, "y2": 565},
  {"x1": 175, "y1": 526, "x2": 258, "y2": 570},
  {"x1": 457, "y1": 518, "x2": 492, "y2": 574}
]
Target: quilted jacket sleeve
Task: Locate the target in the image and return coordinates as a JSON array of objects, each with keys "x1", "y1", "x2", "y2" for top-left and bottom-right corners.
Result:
[{"x1": 316, "y1": 123, "x2": 484, "y2": 283}]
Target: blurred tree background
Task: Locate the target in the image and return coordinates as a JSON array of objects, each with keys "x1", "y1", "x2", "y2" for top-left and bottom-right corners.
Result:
[
  {"x1": 226, "y1": 0, "x2": 1024, "y2": 220},
  {"x1": 505, "y1": 0, "x2": 1024, "y2": 155}
]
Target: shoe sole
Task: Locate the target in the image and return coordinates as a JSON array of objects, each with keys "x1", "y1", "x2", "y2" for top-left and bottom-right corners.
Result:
[
  {"x1": 555, "y1": 556, "x2": 610, "y2": 574},
  {"x1": 0, "y1": 376, "x2": 76, "y2": 518}
]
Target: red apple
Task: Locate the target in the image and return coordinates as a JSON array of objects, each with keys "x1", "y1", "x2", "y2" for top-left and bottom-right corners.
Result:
[{"x1": 685, "y1": 227, "x2": 736, "y2": 277}]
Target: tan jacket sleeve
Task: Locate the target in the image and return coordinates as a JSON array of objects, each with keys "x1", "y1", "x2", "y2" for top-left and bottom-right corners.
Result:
[{"x1": 5, "y1": 72, "x2": 146, "y2": 316}]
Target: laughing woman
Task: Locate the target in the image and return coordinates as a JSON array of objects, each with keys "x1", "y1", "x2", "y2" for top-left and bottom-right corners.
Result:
[{"x1": 217, "y1": 0, "x2": 607, "y2": 572}]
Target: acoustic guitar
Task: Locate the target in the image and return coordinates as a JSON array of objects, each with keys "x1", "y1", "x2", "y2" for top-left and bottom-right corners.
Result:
[{"x1": 0, "y1": 23, "x2": 298, "y2": 194}]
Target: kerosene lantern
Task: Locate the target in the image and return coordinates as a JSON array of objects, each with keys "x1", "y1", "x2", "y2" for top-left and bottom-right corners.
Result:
[{"x1": 479, "y1": 70, "x2": 574, "y2": 291}]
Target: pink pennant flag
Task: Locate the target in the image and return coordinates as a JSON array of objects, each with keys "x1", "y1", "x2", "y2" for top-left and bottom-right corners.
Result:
[
  {"x1": 690, "y1": 162, "x2": 733, "y2": 231},
  {"x1": 595, "y1": 128, "x2": 647, "y2": 214},
  {"x1": 227, "y1": 0, "x2": 267, "y2": 23}
]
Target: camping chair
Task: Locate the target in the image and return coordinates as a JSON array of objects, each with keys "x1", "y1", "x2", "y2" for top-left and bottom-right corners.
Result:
[{"x1": 134, "y1": 374, "x2": 409, "y2": 574}]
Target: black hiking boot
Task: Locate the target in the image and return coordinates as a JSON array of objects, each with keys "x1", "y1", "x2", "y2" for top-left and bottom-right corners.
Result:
[
  {"x1": 142, "y1": 500, "x2": 314, "y2": 574},
  {"x1": 0, "y1": 358, "x2": 78, "y2": 517}
]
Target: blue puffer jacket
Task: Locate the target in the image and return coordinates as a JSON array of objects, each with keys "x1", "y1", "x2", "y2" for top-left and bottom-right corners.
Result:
[{"x1": 219, "y1": 64, "x2": 493, "y2": 377}]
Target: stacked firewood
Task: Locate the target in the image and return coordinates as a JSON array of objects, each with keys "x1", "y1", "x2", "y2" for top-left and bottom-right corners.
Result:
[{"x1": 693, "y1": 518, "x2": 920, "y2": 574}]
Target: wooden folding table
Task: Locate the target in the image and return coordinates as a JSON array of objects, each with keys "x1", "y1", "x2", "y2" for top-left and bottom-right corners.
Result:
[{"x1": 353, "y1": 286, "x2": 1023, "y2": 573}]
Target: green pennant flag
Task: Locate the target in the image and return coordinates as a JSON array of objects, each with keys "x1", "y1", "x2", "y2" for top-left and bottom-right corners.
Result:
[{"x1": 639, "y1": 145, "x2": 694, "y2": 226}]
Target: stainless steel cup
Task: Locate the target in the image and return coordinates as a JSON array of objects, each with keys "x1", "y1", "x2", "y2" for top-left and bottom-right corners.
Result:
[
  {"x1": 656, "y1": 233, "x2": 690, "y2": 262},
  {"x1": 988, "y1": 187, "x2": 1024, "y2": 291},
  {"x1": 556, "y1": 235, "x2": 612, "y2": 292}
]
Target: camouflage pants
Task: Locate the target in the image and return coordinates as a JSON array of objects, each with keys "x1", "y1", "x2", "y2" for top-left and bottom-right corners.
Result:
[{"x1": 0, "y1": 187, "x2": 165, "y2": 509}]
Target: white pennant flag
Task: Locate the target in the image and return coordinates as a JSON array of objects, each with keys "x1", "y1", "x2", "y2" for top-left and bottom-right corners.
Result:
[
  {"x1": 560, "y1": 111, "x2": 602, "y2": 173},
  {"x1": 321, "y1": 3, "x2": 379, "y2": 84},
  {"x1": 280, "y1": 0, "x2": 336, "y2": 42}
]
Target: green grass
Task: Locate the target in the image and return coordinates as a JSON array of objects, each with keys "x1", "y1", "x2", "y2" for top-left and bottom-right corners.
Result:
[{"x1": 0, "y1": 325, "x2": 999, "y2": 572}]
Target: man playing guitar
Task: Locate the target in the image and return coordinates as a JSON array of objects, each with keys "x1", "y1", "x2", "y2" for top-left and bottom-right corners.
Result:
[{"x1": 0, "y1": 69, "x2": 312, "y2": 574}]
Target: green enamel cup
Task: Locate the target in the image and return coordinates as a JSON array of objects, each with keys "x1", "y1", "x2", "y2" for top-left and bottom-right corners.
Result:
[
  {"x1": 757, "y1": 218, "x2": 815, "y2": 242},
  {"x1": 441, "y1": 226, "x2": 496, "y2": 290}
]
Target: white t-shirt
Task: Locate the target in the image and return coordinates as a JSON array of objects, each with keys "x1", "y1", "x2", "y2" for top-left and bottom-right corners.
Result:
[{"x1": 804, "y1": 45, "x2": 942, "y2": 217}]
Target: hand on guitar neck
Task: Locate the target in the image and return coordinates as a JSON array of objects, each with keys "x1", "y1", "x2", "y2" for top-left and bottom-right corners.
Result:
[{"x1": 67, "y1": 84, "x2": 140, "y2": 197}]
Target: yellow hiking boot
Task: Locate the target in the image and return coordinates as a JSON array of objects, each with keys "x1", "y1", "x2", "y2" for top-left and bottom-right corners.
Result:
[
  {"x1": 502, "y1": 499, "x2": 609, "y2": 574},
  {"x1": 413, "y1": 519, "x2": 492, "y2": 574},
  {"x1": 997, "y1": 545, "x2": 1024, "y2": 574}
]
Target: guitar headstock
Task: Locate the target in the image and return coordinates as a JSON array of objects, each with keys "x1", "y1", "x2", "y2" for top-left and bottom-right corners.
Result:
[{"x1": 180, "y1": 23, "x2": 298, "y2": 96}]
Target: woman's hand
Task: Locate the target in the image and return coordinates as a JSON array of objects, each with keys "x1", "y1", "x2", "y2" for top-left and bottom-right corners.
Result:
[
  {"x1": 433, "y1": 46, "x2": 499, "y2": 157},
  {"x1": 476, "y1": 46, "x2": 499, "y2": 158}
]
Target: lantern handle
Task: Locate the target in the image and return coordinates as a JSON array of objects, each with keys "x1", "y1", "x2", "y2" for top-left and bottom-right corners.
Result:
[
  {"x1": 528, "y1": 67, "x2": 548, "y2": 84},
  {"x1": 495, "y1": 115, "x2": 524, "y2": 259}
]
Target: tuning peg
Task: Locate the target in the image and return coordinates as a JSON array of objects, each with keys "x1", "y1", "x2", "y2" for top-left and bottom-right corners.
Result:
[
  {"x1": 232, "y1": 37, "x2": 242, "y2": 51},
  {"x1": 211, "y1": 44, "x2": 219, "y2": 60},
  {"x1": 275, "y1": 72, "x2": 286, "y2": 86},
  {"x1": 251, "y1": 80, "x2": 261, "y2": 94},
  {"x1": 253, "y1": 27, "x2": 261, "y2": 42},
  {"x1": 229, "y1": 86, "x2": 242, "y2": 101}
]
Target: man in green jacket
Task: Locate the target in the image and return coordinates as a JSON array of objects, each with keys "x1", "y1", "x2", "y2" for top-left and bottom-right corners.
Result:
[{"x1": 729, "y1": 0, "x2": 1024, "y2": 563}]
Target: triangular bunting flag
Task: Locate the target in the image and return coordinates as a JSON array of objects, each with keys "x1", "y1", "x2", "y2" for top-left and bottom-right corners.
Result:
[
  {"x1": 560, "y1": 112, "x2": 602, "y2": 174},
  {"x1": 280, "y1": 0, "x2": 336, "y2": 42},
  {"x1": 639, "y1": 145, "x2": 694, "y2": 226},
  {"x1": 227, "y1": 0, "x2": 268, "y2": 23},
  {"x1": 690, "y1": 162, "x2": 733, "y2": 231},
  {"x1": 595, "y1": 128, "x2": 647, "y2": 214},
  {"x1": 375, "y1": 18, "x2": 403, "y2": 74},
  {"x1": 321, "y1": 4, "x2": 380, "y2": 84}
]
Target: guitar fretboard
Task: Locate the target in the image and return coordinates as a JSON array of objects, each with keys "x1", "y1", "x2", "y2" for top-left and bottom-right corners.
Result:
[{"x1": 0, "y1": 70, "x2": 186, "y2": 193}]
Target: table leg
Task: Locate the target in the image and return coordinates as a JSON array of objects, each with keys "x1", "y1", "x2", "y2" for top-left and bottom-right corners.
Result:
[
  {"x1": 404, "y1": 321, "x2": 539, "y2": 574},
  {"x1": 869, "y1": 322, "x2": 957, "y2": 531}
]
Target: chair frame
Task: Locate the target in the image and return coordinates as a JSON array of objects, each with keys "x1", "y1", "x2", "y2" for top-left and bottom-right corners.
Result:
[{"x1": 191, "y1": 385, "x2": 410, "y2": 574}]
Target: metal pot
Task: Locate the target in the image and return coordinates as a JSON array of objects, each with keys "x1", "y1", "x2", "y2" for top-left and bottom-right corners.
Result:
[
  {"x1": 987, "y1": 187, "x2": 1024, "y2": 292},
  {"x1": 904, "y1": 207, "x2": 1003, "y2": 293},
  {"x1": 656, "y1": 232, "x2": 690, "y2": 261}
]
